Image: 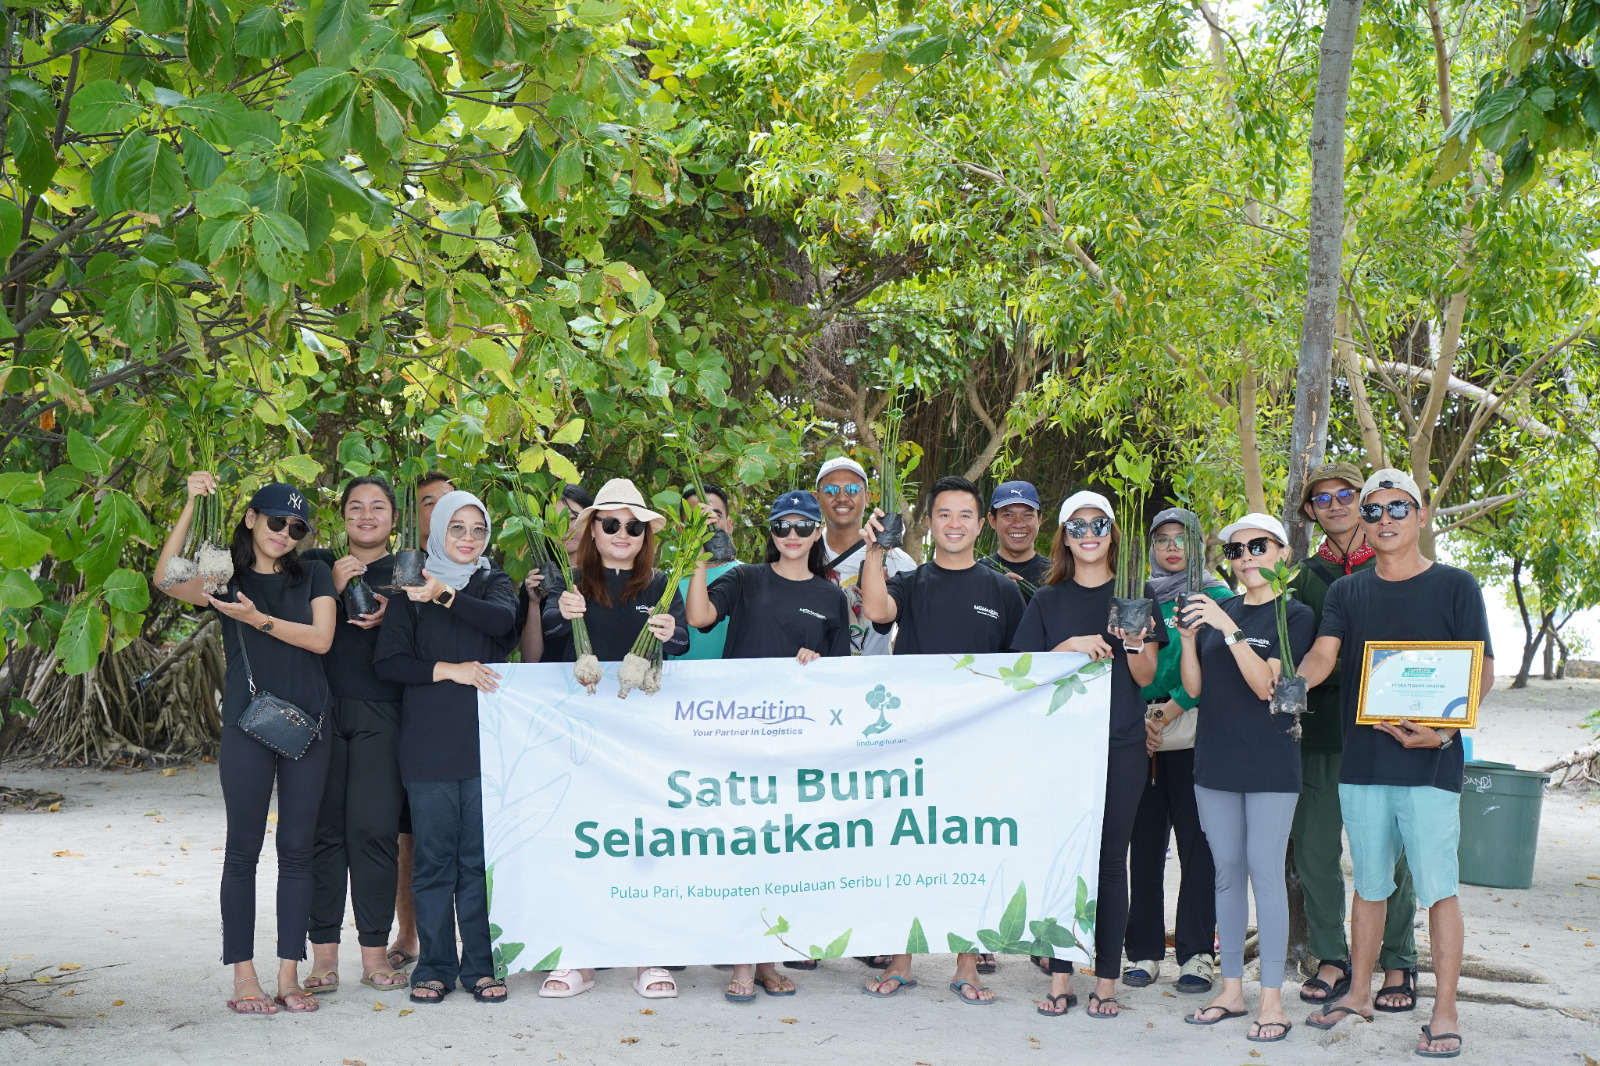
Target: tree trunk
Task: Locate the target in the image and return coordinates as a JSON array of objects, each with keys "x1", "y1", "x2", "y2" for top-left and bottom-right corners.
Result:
[
  {"x1": 1509, "y1": 557, "x2": 1543, "y2": 690},
  {"x1": 1284, "y1": 0, "x2": 1366, "y2": 554},
  {"x1": 1542, "y1": 620, "x2": 1556, "y2": 680}
]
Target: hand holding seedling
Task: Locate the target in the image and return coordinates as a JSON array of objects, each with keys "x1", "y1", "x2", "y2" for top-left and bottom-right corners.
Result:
[
  {"x1": 404, "y1": 570, "x2": 450, "y2": 604},
  {"x1": 558, "y1": 590, "x2": 586, "y2": 619},
  {"x1": 331, "y1": 554, "x2": 367, "y2": 593},
  {"x1": 1180, "y1": 595, "x2": 1231, "y2": 633},
  {"x1": 348, "y1": 592, "x2": 387, "y2": 629},
  {"x1": 863, "y1": 507, "x2": 887, "y2": 548},
  {"x1": 524, "y1": 569, "x2": 546, "y2": 597},
  {"x1": 186, "y1": 470, "x2": 218, "y2": 499},
  {"x1": 645, "y1": 613, "x2": 675, "y2": 642},
  {"x1": 1108, "y1": 623, "x2": 1151, "y2": 649}
]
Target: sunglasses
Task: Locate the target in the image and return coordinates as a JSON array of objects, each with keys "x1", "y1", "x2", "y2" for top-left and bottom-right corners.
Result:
[
  {"x1": 599, "y1": 517, "x2": 648, "y2": 537},
  {"x1": 1309, "y1": 487, "x2": 1358, "y2": 510},
  {"x1": 1062, "y1": 516, "x2": 1113, "y2": 539},
  {"x1": 1221, "y1": 536, "x2": 1276, "y2": 560},
  {"x1": 1360, "y1": 500, "x2": 1418, "y2": 523},
  {"x1": 1152, "y1": 534, "x2": 1188, "y2": 549},
  {"x1": 819, "y1": 483, "x2": 864, "y2": 497},
  {"x1": 770, "y1": 520, "x2": 819, "y2": 538},
  {"x1": 264, "y1": 515, "x2": 310, "y2": 541}
]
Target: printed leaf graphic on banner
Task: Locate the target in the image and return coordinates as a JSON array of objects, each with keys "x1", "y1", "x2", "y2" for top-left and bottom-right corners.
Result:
[
  {"x1": 530, "y1": 947, "x2": 563, "y2": 971},
  {"x1": 905, "y1": 917, "x2": 928, "y2": 955},
  {"x1": 947, "y1": 933, "x2": 977, "y2": 954}
]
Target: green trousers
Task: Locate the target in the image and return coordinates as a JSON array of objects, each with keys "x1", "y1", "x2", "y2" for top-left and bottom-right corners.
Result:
[{"x1": 1291, "y1": 751, "x2": 1418, "y2": 970}]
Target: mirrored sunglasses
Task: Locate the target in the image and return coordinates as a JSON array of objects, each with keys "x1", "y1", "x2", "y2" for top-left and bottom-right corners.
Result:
[
  {"x1": 1309, "y1": 487, "x2": 1358, "y2": 510},
  {"x1": 1359, "y1": 500, "x2": 1417, "y2": 523},
  {"x1": 819, "y1": 483, "x2": 864, "y2": 497},
  {"x1": 1221, "y1": 536, "x2": 1274, "y2": 560},
  {"x1": 770, "y1": 520, "x2": 819, "y2": 538},
  {"x1": 1062, "y1": 516, "x2": 1113, "y2": 539}
]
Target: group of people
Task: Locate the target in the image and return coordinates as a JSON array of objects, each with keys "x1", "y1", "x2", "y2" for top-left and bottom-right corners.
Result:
[{"x1": 153, "y1": 451, "x2": 1491, "y2": 1058}]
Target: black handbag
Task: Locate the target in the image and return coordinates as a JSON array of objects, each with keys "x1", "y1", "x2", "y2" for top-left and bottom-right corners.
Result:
[{"x1": 233, "y1": 619, "x2": 322, "y2": 758}]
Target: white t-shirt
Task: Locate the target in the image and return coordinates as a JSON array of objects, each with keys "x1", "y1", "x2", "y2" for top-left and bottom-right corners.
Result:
[{"x1": 823, "y1": 538, "x2": 917, "y2": 655}]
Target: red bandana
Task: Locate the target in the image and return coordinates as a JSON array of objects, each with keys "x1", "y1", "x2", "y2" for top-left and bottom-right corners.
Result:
[{"x1": 1317, "y1": 539, "x2": 1374, "y2": 575}]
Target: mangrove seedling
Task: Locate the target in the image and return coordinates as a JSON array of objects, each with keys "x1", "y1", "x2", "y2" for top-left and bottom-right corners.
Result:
[
  {"x1": 1170, "y1": 513, "x2": 1210, "y2": 622},
  {"x1": 873, "y1": 364, "x2": 918, "y2": 550},
  {"x1": 617, "y1": 502, "x2": 711, "y2": 698},
  {"x1": 1261, "y1": 560, "x2": 1308, "y2": 728},
  {"x1": 520, "y1": 487, "x2": 598, "y2": 692},
  {"x1": 1108, "y1": 449, "x2": 1154, "y2": 645},
  {"x1": 392, "y1": 455, "x2": 427, "y2": 588}
]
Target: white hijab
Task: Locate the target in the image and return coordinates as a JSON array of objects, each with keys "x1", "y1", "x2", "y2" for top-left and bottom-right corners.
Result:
[{"x1": 425, "y1": 490, "x2": 492, "y2": 590}]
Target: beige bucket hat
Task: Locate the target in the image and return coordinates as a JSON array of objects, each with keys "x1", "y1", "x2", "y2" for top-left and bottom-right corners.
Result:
[{"x1": 575, "y1": 477, "x2": 667, "y2": 533}]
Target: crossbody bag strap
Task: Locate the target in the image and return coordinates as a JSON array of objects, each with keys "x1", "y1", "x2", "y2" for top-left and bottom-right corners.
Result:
[
  {"x1": 824, "y1": 539, "x2": 865, "y2": 572},
  {"x1": 230, "y1": 617, "x2": 259, "y2": 697}
]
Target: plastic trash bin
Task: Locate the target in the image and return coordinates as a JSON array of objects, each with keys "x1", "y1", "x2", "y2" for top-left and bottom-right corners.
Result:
[{"x1": 1458, "y1": 761, "x2": 1551, "y2": 889}]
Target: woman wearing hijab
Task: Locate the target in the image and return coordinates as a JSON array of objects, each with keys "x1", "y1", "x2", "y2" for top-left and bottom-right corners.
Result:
[
  {"x1": 1177, "y1": 513, "x2": 1315, "y2": 1043},
  {"x1": 1010, "y1": 491, "x2": 1163, "y2": 1019},
  {"x1": 538, "y1": 477, "x2": 688, "y2": 1001},
  {"x1": 373, "y1": 491, "x2": 517, "y2": 1005},
  {"x1": 685, "y1": 490, "x2": 851, "y2": 1002},
  {"x1": 1122, "y1": 508, "x2": 1231, "y2": 994}
]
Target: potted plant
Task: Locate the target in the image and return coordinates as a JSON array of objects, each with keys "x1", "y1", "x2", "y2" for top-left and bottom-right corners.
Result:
[
  {"x1": 1262, "y1": 560, "x2": 1308, "y2": 725},
  {"x1": 873, "y1": 368, "x2": 919, "y2": 550},
  {"x1": 159, "y1": 438, "x2": 232, "y2": 593},
  {"x1": 1170, "y1": 512, "x2": 1210, "y2": 622},
  {"x1": 617, "y1": 501, "x2": 711, "y2": 698},
  {"x1": 518, "y1": 486, "x2": 601, "y2": 693},
  {"x1": 340, "y1": 531, "x2": 382, "y2": 618},
  {"x1": 675, "y1": 423, "x2": 736, "y2": 564},
  {"x1": 392, "y1": 455, "x2": 427, "y2": 588},
  {"x1": 1107, "y1": 448, "x2": 1154, "y2": 645}
]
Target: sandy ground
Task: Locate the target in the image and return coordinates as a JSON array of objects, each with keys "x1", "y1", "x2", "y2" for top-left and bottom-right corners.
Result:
[{"x1": 3, "y1": 678, "x2": 1598, "y2": 1066}]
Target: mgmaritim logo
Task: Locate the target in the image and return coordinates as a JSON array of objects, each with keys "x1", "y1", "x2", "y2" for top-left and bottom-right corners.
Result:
[
  {"x1": 1402, "y1": 667, "x2": 1437, "y2": 677},
  {"x1": 861, "y1": 684, "x2": 900, "y2": 737}
]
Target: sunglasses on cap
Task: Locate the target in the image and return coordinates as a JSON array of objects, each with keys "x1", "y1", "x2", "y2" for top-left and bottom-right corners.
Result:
[
  {"x1": 1221, "y1": 536, "x2": 1276, "y2": 560},
  {"x1": 1309, "y1": 487, "x2": 1358, "y2": 510},
  {"x1": 599, "y1": 517, "x2": 648, "y2": 537},
  {"x1": 1062, "y1": 516, "x2": 1112, "y2": 539},
  {"x1": 819, "y1": 483, "x2": 864, "y2": 497},
  {"x1": 1360, "y1": 500, "x2": 1418, "y2": 523},
  {"x1": 770, "y1": 520, "x2": 819, "y2": 538},
  {"x1": 264, "y1": 515, "x2": 310, "y2": 541}
]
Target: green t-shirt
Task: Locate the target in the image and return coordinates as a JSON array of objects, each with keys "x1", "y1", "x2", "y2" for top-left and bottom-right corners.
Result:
[
  {"x1": 1287, "y1": 552, "x2": 1378, "y2": 753},
  {"x1": 1141, "y1": 585, "x2": 1235, "y2": 710},
  {"x1": 674, "y1": 561, "x2": 741, "y2": 660}
]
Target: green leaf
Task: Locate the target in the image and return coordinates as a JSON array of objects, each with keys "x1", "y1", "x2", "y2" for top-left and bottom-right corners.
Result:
[
  {"x1": 550, "y1": 419, "x2": 584, "y2": 445},
  {"x1": 496, "y1": 941, "x2": 525, "y2": 974},
  {"x1": 1011, "y1": 652, "x2": 1032, "y2": 676},
  {"x1": 8, "y1": 110, "x2": 57, "y2": 195},
  {"x1": 529, "y1": 946, "x2": 562, "y2": 971},
  {"x1": 997, "y1": 882, "x2": 1027, "y2": 944},
  {"x1": 276, "y1": 68, "x2": 358, "y2": 124},
  {"x1": 67, "y1": 429, "x2": 114, "y2": 477},
  {"x1": 552, "y1": 142, "x2": 585, "y2": 187},
  {"x1": 0, "y1": 199, "x2": 19, "y2": 262},
  {"x1": 952, "y1": 653, "x2": 975, "y2": 670},
  {"x1": 68, "y1": 81, "x2": 141, "y2": 135},
  {"x1": 946, "y1": 932, "x2": 976, "y2": 954},
  {"x1": 236, "y1": 5, "x2": 290, "y2": 58},
  {"x1": 465, "y1": 338, "x2": 512, "y2": 373},
  {"x1": 253, "y1": 211, "x2": 310, "y2": 281},
  {"x1": 274, "y1": 454, "x2": 324, "y2": 482},
  {"x1": 195, "y1": 181, "x2": 251, "y2": 218},
  {"x1": 0, "y1": 472, "x2": 42, "y2": 506},
  {"x1": 906, "y1": 35, "x2": 948, "y2": 66},
  {"x1": 111, "y1": 131, "x2": 189, "y2": 219},
  {"x1": 1047, "y1": 680, "x2": 1072, "y2": 715},
  {"x1": 181, "y1": 131, "x2": 225, "y2": 190},
  {"x1": 134, "y1": 0, "x2": 184, "y2": 33},
  {"x1": 8, "y1": 697, "x2": 40, "y2": 720},
  {"x1": 0, "y1": 569, "x2": 43, "y2": 609},
  {"x1": 975, "y1": 928, "x2": 1005, "y2": 951},
  {"x1": 905, "y1": 917, "x2": 928, "y2": 955},
  {"x1": 102, "y1": 569, "x2": 151, "y2": 613},
  {"x1": 764, "y1": 915, "x2": 790, "y2": 936},
  {"x1": 58, "y1": 599, "x2": 109, "y2": 675},
  {"x1": 314, "y1": 0, "x2": 373, "y2": 67},
  {"x1": 821, "y1": 929, "x2": 852, "y2": 958}
]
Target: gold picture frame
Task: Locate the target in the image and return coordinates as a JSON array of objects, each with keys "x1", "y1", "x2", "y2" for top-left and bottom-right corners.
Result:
[{"x1": 1354, "y1": 640, "x2": 1484, "y2": 729}]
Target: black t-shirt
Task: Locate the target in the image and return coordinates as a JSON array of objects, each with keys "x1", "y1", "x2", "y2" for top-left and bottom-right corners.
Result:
[
  {"x1": 540, "y1": 568, "x2": 690, "y2": 662},
  {"x1": 1010, "y1": 579, "x2": 1169, "y2": 749},
  {"x1": 215, "y1": 561, "x2": 338, "y2": 723},
  {"x1": 1320, "y1": 563, "x2": 1493, "y2": 793},
  {"x1": 302, "y1": 549, "x2": 404, "y2": 703},
  {"x1": 372, "y1": 566, "x2": 518, "y2": 783},
  {"x1": 982, "y1": 552, "x2": 1051, "y2": 599},
  {"x1": 1192, "y1": 597, "x2": 1316, "y2": 793},
  {"x1": 704, "y1": 563, "x2": 852, "y2": 660},
  {"x1": 875, "y1": 559, "x2": 1026, "y2": 655}
]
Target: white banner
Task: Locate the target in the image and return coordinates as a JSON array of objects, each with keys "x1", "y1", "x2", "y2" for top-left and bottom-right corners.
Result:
[{"x1": 478, "y1": 652, "x2": 1111, "y2": 974}]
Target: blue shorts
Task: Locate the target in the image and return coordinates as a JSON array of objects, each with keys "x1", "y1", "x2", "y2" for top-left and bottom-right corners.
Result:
[{"x1": 1338, "y1": 783, "x2": 1460, "y2": 907}]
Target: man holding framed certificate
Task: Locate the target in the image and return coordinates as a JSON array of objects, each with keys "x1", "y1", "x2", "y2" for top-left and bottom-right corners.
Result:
[{"x1": 1294, "y1": 469, "x2": 1494, "y2": 1060}]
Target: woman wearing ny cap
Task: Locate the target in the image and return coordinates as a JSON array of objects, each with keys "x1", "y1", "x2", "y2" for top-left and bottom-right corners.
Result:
[
  {"x1": 155, "y1": 476, "x2": 338, "y2": 1017},
  {"x1": 1177, "y1": 513, "x2": 1315, "y2": 1043},
  {"x1": 1010, "y1": 491, "x2": 1163, "y2": 1018},
  {"x1": 685, "y1": 490, "x2": 852, "y2": 1002},
  {"x1": 539, "y1": 477, "x2": 688, "y2": 1000}
]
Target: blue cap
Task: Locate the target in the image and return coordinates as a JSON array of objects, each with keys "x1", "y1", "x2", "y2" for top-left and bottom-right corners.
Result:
[
  {"x1": 247, "y1": 482, "x2": 312, "y2": 523},
  {"x1": 990, "y1": 481, "x2": 1041, "y2": 512},
  {"x1": 768, "y1": 490, "x2": 823, "y2": 524}
]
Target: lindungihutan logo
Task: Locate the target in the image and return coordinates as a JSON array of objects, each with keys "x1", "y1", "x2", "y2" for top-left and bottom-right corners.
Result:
[{"x1": 861, "y1": 685, "x2": 900, "y2": 737}]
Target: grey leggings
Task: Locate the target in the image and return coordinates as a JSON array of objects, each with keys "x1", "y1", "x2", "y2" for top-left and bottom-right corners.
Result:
[{"x1": 1194, "y1": 786, "x2": 1298, "y2": 988}]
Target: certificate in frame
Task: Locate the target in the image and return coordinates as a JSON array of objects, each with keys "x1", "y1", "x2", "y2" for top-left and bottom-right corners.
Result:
[{"x1": 1355, "y1": 640, "x2": 1484, "y2": 729}]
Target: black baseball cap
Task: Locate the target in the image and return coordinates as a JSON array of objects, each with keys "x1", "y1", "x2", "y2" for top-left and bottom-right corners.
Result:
[
  {"x1": 768, "y1": 490, "x2": 823, "y2": 524},
  {"x1": 247, "y1": 482, "x2": 312, "y2": 523}
]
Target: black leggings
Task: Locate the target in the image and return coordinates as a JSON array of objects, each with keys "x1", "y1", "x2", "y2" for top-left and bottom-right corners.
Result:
[
  {"x1": 308, "y1": 699, "x2": 405, "y2": 948},
  {"x1": 219, "y1": 717, "x2": 331, "y2": 964},
  {"x1": 1051, "y1": 743, "x2": 1148, "y2": 978}
]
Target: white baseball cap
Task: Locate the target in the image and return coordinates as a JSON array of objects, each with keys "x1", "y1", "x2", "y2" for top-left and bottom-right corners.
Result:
[
  {"x1": 1217, "y1": 512, "x2": 1289, "y2": 545},
  {"x1": 1360, "y1": 467, "x2": 1425, "y2": 506},
  {"x1": 1057, "y1": 490, "x2": 1115, "y2": 526},
  {"x1": 815, "y1": 456, "x2": 869, "y2": 487}
]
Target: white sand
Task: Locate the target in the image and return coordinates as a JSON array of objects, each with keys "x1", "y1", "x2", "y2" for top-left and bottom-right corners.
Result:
[{"x1": 3, "y1": 678, "x2": 1598, "y2": 1065}]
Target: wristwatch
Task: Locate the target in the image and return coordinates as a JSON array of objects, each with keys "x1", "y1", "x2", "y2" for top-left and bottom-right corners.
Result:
[
  {"x1": 1224, "y1": 629, "x2": 1245, "y2": 646},
  {"x1": 434, "y1": 588, "x2": 455, "y2": 608},
  {"x1": 1436, "y1": 729, "x2": 1454, "y2": 749},
  {"x1": 257, "y1": 616, "x2": 274, "y2": 633}
]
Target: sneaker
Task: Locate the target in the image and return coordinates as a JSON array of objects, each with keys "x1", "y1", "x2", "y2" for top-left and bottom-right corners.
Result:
[
  {"x1": 1176, "y1": 954, "x2": 1215, "y2": 994},
  {"x1": 1122, "y1": 960, "x2": 1160, "y2": 987}
]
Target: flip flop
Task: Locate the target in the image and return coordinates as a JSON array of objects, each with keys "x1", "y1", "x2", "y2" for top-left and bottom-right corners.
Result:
[
  {"x1": 1299, "y1": 958, "x2": 1352, "y2": 1004},
  {"x1": 385, "y1": 947, "x2": 418, "y2": 970},
  {"x1": 538, "y1": 969, "x2": 595, "y2": 998},
  {"x1": 861, "y1": 974, "x2": 917, "y2": 997},
  {"x1": 360, "y1": 969, "x2": 409, "y2": 991},
  {"x1": 472, "y1": 978, "x2": 508, "y2": 1003},
  {"x1": 1306, "y1": 1004, "x2": 1372, "y2": 1030},
  {"x1": 408, "y1": 980, "x2": 450, "y2": 1005},
  {"x1": 273, "y1": 991, "x2": 318, "y2": 1013},
  {"x1": 1417, "y1": 1024, "x2": 1463, "y2": 1058},
  {"x1": 757, "y1": 974, "x2": 798, "y2": 997},
  {"x1": 1375, "y1": 966, "x2": 1418, "y2": 1013},
  {"x1": 1185, "y1": 1005, "x2": 1249, "y2": 1025},
  {"x1": 725, "y1": 979, "x2": 757, "y2": 1004},
  {"x1": 976, "y1": 954, "x2": 997, "y2": 975},
  {"x1": 856, "y1": 955, "x2": 893, "y2": 969},
  {"x1": 1037, "y1": 991, "x2": 1078, "y2": 1017},
  {"x1": 226, "y1": 996, "x2": 277, "y2": 1016},
  {"x1": 302, "y1": 969, "x2": 339, "y2": 995},
  {"x1": 949, "y1": 980, "x2": 995, "y2": 1005},
  {"x1": 1248, "y1": 1020, "x2": 1293, "y2": 1042},
  {"x1": 633, "y1": 967, "x2": 679, "y2": 999},
  {"x1": 1086, "y1": 992, "x2": 1121, "y2": 1018}
]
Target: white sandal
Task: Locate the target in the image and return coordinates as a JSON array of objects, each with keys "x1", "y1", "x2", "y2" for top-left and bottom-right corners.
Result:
[
  {"x1": 538, "y1": 969, "x2": 595, "y2": 998},
  {"x1": 632, "y1": 967, "x2": 679, "y2": 999}
]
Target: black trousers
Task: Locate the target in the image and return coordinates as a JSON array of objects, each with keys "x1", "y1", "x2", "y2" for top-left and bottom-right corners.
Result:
[
  {"x1": 308, "y1": 698, "x2": 406, "y2": 948},
  {"x1": 219, "y1": 715, "x2": 331, "y2": 964},
  {"x1": 1052, "y1": 743, "x2": 1148, "y2": 977},
  {"x1": 1124, "y1": 747, "x2": 1216, "y2": 965}
]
